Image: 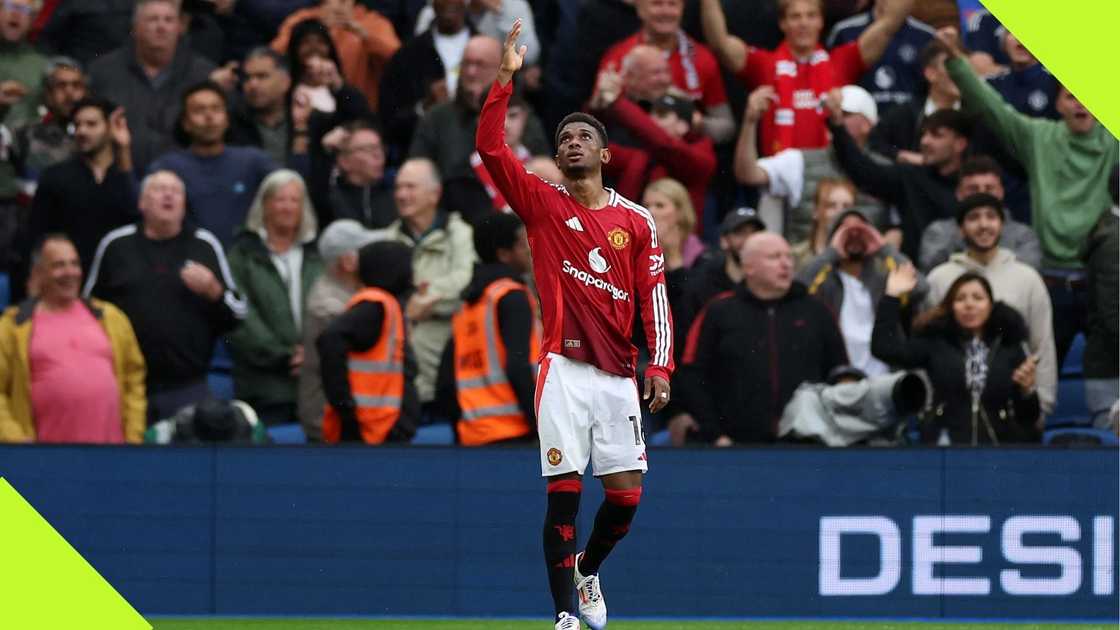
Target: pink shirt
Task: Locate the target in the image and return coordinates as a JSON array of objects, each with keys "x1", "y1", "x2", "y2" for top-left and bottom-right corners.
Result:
[{"x1": 29, "y1": 301, "x2": 123, "y2": 444}]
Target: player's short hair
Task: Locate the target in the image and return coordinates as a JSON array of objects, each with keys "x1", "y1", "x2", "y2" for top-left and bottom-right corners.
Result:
[
  {"x1": 473, "y1": 212, "x2": 525, "y2": 264},
  {"x1": 555, "y1": 112, "x2": 608, "y2": 148},
  {"x1": 959, "y1": 155, "x2": 1003, "y2": 180},
  {"x1": 920, "y1": 108, "x2": 971, "y2": 138}
]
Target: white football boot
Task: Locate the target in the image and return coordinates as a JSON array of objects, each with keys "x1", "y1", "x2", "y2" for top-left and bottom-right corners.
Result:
[
  {"x1": 573, "y1": 551, "x2": 606, "y2": 630},
  {"x1": 554, "y1": 611, "x2": 581, "y2": 629}
]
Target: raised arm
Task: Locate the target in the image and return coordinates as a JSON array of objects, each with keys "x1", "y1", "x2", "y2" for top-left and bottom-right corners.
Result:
[
  {"x1": 476, "y1": 20, "x2": 551, "y2": 225},
  {"x1": 870, "y1": 264, "x2": 930, "y2": 367},
  {"x1": 938, "y1": 28, "x2": 1037, "y2": 162},
  {"x1": 699, "y1": 0, "x2": 747, "y2": 73},
  {"x1": 857, "y1": 0, "x2": 915, "y2": 66},
  {"x1": 733, "y1": 86, "x2": 776, "y2": 187}
]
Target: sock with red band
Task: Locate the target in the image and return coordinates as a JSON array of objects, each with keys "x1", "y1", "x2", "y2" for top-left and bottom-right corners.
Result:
[
  {"x1": 543, "y1": 479, "x2": 582, "y2": 620},
  {"x1": 577, "y1": 487, "x2": 641, "y2": 577}
]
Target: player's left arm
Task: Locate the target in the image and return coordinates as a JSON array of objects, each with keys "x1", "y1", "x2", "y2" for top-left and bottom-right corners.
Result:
[
  {"x1": 633, "y1": 218, "x2": 674, "y2": 413},
  {"x1": 856, "y1": 0, "x2": 915, "y2": 67}
]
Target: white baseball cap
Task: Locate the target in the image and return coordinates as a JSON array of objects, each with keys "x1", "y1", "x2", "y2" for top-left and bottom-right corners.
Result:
[
  {"x1": 318, "y1": 219, "x2": 386, "y2": 264},
  {"x1": 840, "y1": 85, "x2": 879, "y2": 126}
]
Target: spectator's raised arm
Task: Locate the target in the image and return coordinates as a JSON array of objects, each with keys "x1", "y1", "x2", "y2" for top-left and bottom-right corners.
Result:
[
  {"x1": 699, "y1": 0, "x2": 747, "y2": 73},
  {"x1": 857, "y1": 0, "x2": 916, "y2": 66}
]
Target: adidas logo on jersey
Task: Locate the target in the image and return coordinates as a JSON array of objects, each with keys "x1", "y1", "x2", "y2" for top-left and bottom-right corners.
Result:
[{"x1": 565, "y1": 216, "x2": 584, "y2": 232}]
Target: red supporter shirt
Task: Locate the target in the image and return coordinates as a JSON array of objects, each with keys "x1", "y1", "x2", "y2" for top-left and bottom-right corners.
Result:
[
  {"x1": 475, "y1": 81, "x2": 675, "y2": 382},
  {"x1": 737, "y1": 41, "x2": 865, "y2": 154},
  {"x1": 598, "y1": 32, "x2": 728, "y2": 110}
]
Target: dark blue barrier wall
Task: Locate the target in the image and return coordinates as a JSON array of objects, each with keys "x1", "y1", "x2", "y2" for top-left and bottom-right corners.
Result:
[{"x1": 1, "y1": 446, "x2": 1116, "y2": 620}]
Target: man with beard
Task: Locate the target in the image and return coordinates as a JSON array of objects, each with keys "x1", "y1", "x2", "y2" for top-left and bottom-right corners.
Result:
[
  {"x1": 799, "y1": 208, "x2": 926, "y2": 376},
  {"x1": 14, "y1": 57, "x2": 88, "y2": 183},
  {"x1": 228, "y1": 48, "x2": 311, "y2": 172},
  {"x1": 29, "y1": 97, "x2": 138, "y2": 274},
  {"x1": 150, "y1": 81, "x2": 277, "y2": 245},
  {"x1": 924, "y1": 193, "x2": 1056, "y2": 420},
  {"x1": 410, "y1": 35, "x2": 550, "y2": 220},
  {"x1": 476, "y1": 21, "x2": 673, "y2": 630}
]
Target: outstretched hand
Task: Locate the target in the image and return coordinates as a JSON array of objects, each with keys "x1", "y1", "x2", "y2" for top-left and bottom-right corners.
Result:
[
  {"x1": 885, "y1": 262, "x2": 919, "y2": 297},
  {"x1": 935, "y1": 26, "x2": 967, "y2": 60},
  {"x1": 498, "y1": 19, "x2": 528, "y2": 85}
]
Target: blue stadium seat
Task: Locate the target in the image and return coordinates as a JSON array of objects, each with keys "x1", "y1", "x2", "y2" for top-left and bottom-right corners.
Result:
[
  {"x1": 0, "y1": 272, "x2": 9, "y2": 310},
  {"x1": 1061, "y1": 333, "x2": 1086, "y2": 377},
  {"x1": 267, "y1": 423, "x2": 307, "y2": 444},
  {"x1": 412, "y1": 423, "x2": 454, "y2": 445},
  {"x1": 207, "y1": 372, "x2": 234, "y2": 401},
  {"x1": 649, "y1": 429, "x2": 671, "y2": 446},
  {"x1": 1043, "y1": 427, "x2": 1119, "y2": 447},
  {"x1": 210, "y1": 339, "x2": 233, "y2": 372},
  {"x1": 1047, "y1": 378, "x2": 1091, "y2": 428}
]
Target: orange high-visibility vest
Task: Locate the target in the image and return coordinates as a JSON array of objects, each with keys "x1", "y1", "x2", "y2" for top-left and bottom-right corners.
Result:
[
  {"x1": 322, "y1": 287, "x2": 405, "y2": 444},
  {"x1": 451, "y1": 277, "x2": 542, "y2": 445}
]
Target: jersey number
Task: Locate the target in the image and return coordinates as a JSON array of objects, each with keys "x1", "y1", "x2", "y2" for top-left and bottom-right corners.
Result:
[{"x1": 629, "y1": 416, "x2": 644, "y2": 446}]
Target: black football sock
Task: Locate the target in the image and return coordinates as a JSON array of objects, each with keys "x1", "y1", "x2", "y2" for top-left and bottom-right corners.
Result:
[
  {"x1": 543, "y1": 478, "x2": 582, "y2": 620},
  {"x1": 577, "y1": 486, "x2": 642, "y2": 576}
]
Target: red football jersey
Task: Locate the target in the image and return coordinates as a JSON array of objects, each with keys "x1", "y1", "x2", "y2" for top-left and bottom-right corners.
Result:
[
  {"x1": 597, "y1": 32, "x2": 728, "y2": 110},
  {"x1": 475, "y1": 81, "x2": 674, "y2": 382}
]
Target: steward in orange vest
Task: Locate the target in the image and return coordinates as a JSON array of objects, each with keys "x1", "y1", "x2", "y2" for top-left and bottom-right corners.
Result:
[
  {"x1": 319, "y1": 241, "x2": 418, "y2": 443},
  {"x1": 436, "y1": 213, "x2": 540, "y2": 445}
]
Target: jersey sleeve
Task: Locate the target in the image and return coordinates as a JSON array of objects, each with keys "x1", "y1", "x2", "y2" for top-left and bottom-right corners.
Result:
[
  {"x1": 634, "y1": 220, "x2": 674, "y2": 381},
  {"x1": 476, "y1": 80, "x2": 556, "y2": 226},
  {"x1": 831, "y1": 40, "x2": 867, "y2": 85},
  {"x1": 696, "y1": 46, "x2": 728, "y2": 108},
  {"x1": 736, "y1": 46, "x2": 773, "y2": 89}
]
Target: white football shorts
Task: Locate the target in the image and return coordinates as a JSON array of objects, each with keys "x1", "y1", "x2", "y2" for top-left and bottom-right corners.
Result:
[{"x1": 535, "y1": 352, "x2": 648, "y2": 477}]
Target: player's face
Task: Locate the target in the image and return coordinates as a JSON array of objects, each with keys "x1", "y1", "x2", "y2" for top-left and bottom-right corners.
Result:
[
  {"x1": 957, "y1": 172, "x2": 1004, "y2": 201},
  {"x1": 636, "y1": 0, "x2": 683, "y2": 38},
  {"x1": 779, "y1": 0, "x2": 824, "y2": 53},
  {"x1": 960, "y1": 205, "x2": 1003, "y2": 253},
  {"x1": 555, "y1": 122, "x2": 608, "y2": 178}
]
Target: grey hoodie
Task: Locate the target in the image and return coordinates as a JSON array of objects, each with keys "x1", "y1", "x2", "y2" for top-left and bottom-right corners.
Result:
[{"x1": 924, "y1": 247, "x2": 1056, "y2": 414}]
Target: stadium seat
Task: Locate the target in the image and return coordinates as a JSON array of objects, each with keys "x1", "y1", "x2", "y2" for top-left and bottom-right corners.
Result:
[
  {"x1": 0, "y1": 272, "x2": 9, "y2": 310},
  {"x1": 207, "y1": 372, "x2": 234, "y2": 401},
  {"x1": 211, "y1": 339, "x2": 233, "y2": 372},
  {"x1": 649, "y1": 429, "x2": 671, "y2": 446},
  {"x1": 412, "y1": 423, "x2": 454, "y2": 445},
  {"x1": 267, "y1": 423, "x2": 307, "y2": 444},
  {"x1": 1061, "y1": 333, "x2": 1086, "y2": 377},
  {"x1": 1047, "y1": 378, "x2": 1091, "y2": 428},
  {"x1": 1043, "y1": 427, "x2": 1119, "y2": 447}
]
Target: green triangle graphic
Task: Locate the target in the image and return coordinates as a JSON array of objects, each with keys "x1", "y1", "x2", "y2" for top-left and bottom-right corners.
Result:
[
  {"x1": 0, "y1": 478, "x2": 151, "y2": 629},
  {"x1": 980, "y1": 0, "x2": 1120, "y2": 138}
]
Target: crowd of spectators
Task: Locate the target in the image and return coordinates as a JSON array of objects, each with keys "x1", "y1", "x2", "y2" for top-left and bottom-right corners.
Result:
[{"x1": 0, "y1": 0, "x2": 1116, "y2": 447}]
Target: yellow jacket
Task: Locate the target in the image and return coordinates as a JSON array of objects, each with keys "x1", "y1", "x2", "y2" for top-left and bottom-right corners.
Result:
[{"x1": 0, "y1": 298, "x2": 147, "y2": 443}]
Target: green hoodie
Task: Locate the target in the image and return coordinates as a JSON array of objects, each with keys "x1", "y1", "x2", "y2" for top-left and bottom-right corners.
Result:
[{"x1": 946, "y1": 56, "x2": 1118, "y2": 269}]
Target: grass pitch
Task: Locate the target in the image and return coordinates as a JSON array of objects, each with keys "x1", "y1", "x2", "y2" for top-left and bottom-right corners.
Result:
[{"x1": 148, "y1": 619, "x2": 1116, "y2": 630}]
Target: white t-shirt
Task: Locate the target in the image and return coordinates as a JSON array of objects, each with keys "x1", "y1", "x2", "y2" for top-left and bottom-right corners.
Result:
[
  {"x1": 270, "y1": 245, "x2": 305, "y2": 330},
  {"x1": 838, "y1": 271, "x2": 889, "y2": 377},
  {"x1": 757, "y1": 148, "x2": 806, "y2": 207},
  {"x1": 433, "y1": 28, "x2": 470, "y2": 97}
]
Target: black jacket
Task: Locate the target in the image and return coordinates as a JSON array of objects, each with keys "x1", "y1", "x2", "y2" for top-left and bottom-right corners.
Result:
[
  {"x1": 677, "y1": 282, "x2": 849, "y2": 443},
  {"x1": 434, "y1": 263, "x2": 537, "y2": 438},
  {"x1": 678, "y1": 252, "x2": 735, "y2": 336},
  {"x1": 1083, "y1": 209, "x2": 1118, "y2": 379},
  {"x1": 830, "y1": 120, "x2": 958, "y2": 260},
  {"x1": 871, "y1": 296, "x2": 1040, "y2": 444}
]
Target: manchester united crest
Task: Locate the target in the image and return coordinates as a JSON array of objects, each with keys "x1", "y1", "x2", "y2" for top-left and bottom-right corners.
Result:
[
  {"x1": 607, "y1": 227, "x2": 630, "y2": 250},
  {"x1": 546, "y1": 447, "x2": 563, "y2": 466}
]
